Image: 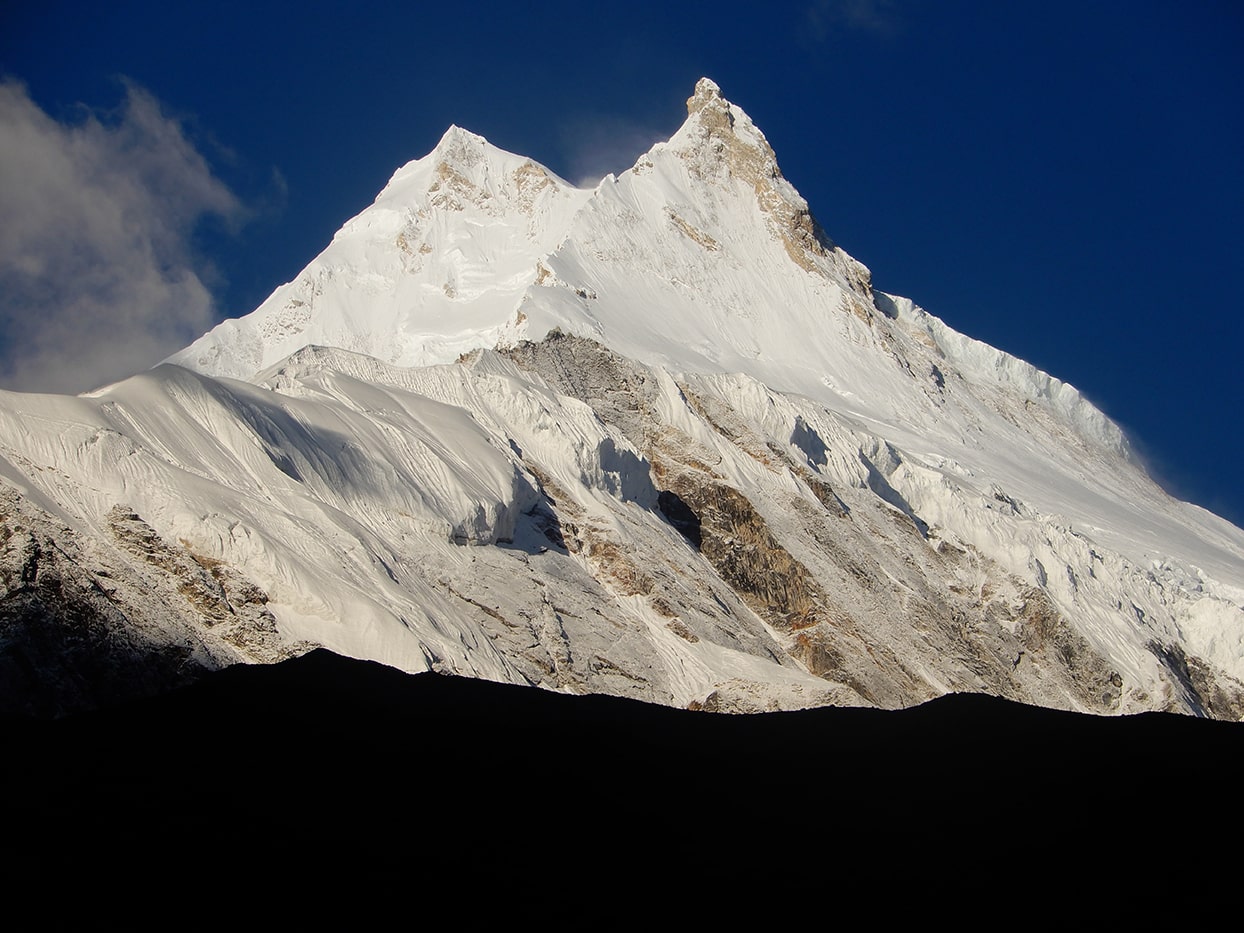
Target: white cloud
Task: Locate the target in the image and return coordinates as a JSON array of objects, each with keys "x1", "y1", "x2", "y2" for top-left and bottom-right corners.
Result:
[
  {"x1": 0, "y1": 80, "x2": 243, "y2": 394},
  {"x1": 807, "y1": 0, "x2": 905, "y2": 39}
]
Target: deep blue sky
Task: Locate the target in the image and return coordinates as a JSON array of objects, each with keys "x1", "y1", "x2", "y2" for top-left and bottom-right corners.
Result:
[{"x1": 2, "y1": 1, "x2": 1242, "y2": 528}]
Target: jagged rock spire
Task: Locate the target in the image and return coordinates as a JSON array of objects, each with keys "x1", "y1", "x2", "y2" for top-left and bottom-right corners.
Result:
[{"x1": 686, "y1": 77, "x2": 727, "y2": 117}]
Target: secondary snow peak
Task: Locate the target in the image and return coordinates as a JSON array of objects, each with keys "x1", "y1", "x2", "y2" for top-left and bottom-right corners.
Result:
[
  {"x1": 428, "y1": 125, "x2": 487, "y2": 175},
  {"x1": 436, "y1": 123, "x2": 484, "y2": 149}
]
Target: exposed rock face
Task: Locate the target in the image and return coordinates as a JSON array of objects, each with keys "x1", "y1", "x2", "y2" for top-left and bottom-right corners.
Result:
[
  {"x1": 106, "y1": 505, "x2": 282, "y2": 646},
  {"x1": 1147, "y1": 640, "x2": 1244, "y2": 720},
  {"x1": 502, "y1": 332, "x2": 1238, "y2": 715},
  {"x1": 5, "y1": 327, "x2": 1240, "y2": 720},
  {"x1": 0, "y1": 488, "x2": 299, "y2": 716}
]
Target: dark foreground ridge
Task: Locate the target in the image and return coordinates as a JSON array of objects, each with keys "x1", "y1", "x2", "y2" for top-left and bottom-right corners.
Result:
[{"x1": 4, "y1": 649, "x2": 1239, "y2": 893}]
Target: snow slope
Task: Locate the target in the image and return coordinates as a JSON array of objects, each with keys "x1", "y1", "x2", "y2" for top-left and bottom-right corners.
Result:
[
  {"x1": 170, "y1": 126, "x2": 592, "y2": 377},
  {"x1": 4, "y1": 79, "x2": 1242, "y2": 718}
]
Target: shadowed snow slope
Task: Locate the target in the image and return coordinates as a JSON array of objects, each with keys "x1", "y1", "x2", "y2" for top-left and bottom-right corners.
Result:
[{"x1": 4, "y1": 79, "x2": 1242, "y2": 719}]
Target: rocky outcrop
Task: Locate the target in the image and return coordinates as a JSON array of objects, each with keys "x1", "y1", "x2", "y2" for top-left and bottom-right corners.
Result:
[
  {"x1": 1147, "y1": 640, "x2": 1244, "y2": 720},
  {"x1": 504, "y1": 332, "x2": 1163, "y2": 715},
  {"x1": 0, "y1": 487, "x2": 300, "y2": 716},
  {"x1": 4, "y1": 330, "x2": 1238, "y2": 719}
]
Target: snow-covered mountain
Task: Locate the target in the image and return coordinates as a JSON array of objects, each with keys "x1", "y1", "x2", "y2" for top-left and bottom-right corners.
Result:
[{"x1": 3, "y1": 79, "x2": 1242, "y2": 718}]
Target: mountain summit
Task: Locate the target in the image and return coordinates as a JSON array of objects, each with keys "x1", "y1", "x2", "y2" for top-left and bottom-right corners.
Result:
[{"x1": 3, "y1": 80, "x2": 1243, "y2": 718}]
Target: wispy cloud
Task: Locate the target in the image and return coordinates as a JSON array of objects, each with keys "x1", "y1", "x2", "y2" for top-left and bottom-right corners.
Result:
[
  {"x1": 0, "y1": 79, "x2": 244, "y2": 394},
  {"x1": 559, "y1": 115, "x2": 668, "y2": 188},
  {"x1": 806, "y1": 0, "x2": 906, "y2": 40}
]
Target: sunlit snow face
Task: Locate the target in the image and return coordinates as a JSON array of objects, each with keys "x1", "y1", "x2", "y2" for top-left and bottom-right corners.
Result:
[{"x1": 1, "y1": 76, "x2": 1239, "y2": 725}]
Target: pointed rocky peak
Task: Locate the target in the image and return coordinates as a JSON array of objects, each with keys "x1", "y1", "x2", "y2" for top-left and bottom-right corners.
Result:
[
  {"x1": 686, "y1": 77, "x2": 728, "y2": 118},
  {"x1": 660, "y1": 79, "x2": 851, "y2": 280},
  {"x1": 668, "y1": 77, "x2": 778, "y2": 181}
]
